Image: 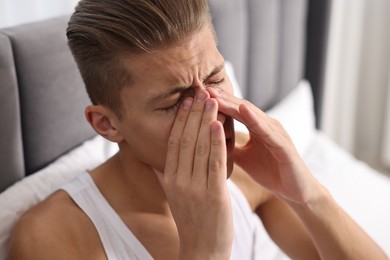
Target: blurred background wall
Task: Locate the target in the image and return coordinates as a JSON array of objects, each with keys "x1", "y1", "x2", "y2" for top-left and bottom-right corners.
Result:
[
  {"x1": 0, "y1": 0, "x2": 78, "y2": 28},
  {"x1": 1, "y1": 0, "x2": 389, "y2": 175},
  {"x1": 323, "y1": 0, "x2": 390, "y2": 175}
]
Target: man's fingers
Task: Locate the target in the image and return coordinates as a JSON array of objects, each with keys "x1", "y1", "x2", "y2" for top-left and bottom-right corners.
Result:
[
  {"x1": 207, "y1": 87, "x2": 242, "y2": 120},
  {"x1": 208, "y1": 121, "x2": 227, "y2": 189},
  {"x1": 192, "y1": 98, "x2": 218, "y2": 185},
  {"x1": 238, "y1": 103, "x2": 271, "y2": 139},
  {"x1": 176, "y1": 90, "x2": 209, "y2": 180},
  {"x1": 165, "y1": 90, "x2": 227, "y2": 190},
  {"x1": 164, "y1": 97, "x2": 193, "y2": 179},
  {"x1": 207, "y1": 87, "x2": 280, "y2": 142}
]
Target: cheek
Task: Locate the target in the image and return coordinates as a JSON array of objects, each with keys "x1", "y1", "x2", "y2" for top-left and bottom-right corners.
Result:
[
  {"x1": 150, "y1": 115, "x2": 176, "y2": 150},
  {"x1": 148, "y1": 116, "x2": 176, "y2": 170},
  {"x1": 156, "y1": 114, "x2": 176, "y2": 136}
]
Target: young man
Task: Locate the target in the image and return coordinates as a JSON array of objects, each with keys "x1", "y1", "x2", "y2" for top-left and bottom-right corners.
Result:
[{"x1": 8, "y1": 0, "x2": 387, "y2": 259}]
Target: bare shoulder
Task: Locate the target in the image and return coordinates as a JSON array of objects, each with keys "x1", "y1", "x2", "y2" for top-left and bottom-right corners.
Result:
[{"x1": 8, "y1": 190, "x2": 104, "y2": 259}]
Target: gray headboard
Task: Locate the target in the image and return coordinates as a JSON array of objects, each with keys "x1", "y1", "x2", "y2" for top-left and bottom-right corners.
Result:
[
  {"x1": 0, "y1": 0, "x2": 331, "y2": 192},
  {"x1": 211, "y1": 0, "x2": 307, "y2": 109}
]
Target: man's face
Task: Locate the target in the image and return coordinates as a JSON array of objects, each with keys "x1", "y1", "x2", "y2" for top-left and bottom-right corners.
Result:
[{"x1": 116, "y1": 25, "x2": 235, "y2": 175}]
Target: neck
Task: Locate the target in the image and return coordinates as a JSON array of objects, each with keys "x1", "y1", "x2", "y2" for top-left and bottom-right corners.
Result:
[{"x1": 90, "y1": 150, "x2": 171, "y2": 216}]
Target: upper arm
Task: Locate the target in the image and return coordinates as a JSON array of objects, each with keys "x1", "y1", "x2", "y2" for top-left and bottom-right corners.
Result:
[
  {"x1": 256, "y1": 197, "x2": 320, "y2": 260},
  {"x1": 7, "y1": 192, "x2": 90, "y2": 260},
  {"x1": 8, "y1": 212, "x2": 66, "y2": 260}
]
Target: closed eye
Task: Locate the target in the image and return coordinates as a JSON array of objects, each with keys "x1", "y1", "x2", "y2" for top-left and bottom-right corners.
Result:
[
  {"x1": 208, "y1": 78, "x2": 225, "y2": 85},
  {"x1": 161, "y1": 96, "x2": 185, "y2": 113},
  {"x1": 160, "y1": 87, "x2": 195, "y2": 113}
]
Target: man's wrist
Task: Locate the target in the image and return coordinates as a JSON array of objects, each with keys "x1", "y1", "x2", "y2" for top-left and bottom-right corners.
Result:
[
  {"x1": 283, "y1": 181, "x2": 332, "y2": 213},
  {"x1": 286, "y1": 183, "x2": 337, "y2": 224}
]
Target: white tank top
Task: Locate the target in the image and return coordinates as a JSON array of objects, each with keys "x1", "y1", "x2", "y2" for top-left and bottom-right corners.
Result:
[{"x1": 61, "y1": 172, "x2": 260, "y2": 259}]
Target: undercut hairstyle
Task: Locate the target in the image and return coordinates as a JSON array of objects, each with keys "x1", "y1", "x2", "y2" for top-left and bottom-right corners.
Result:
[{"x1": 67, "y1": 0, "x2": 212, "y2": 118}]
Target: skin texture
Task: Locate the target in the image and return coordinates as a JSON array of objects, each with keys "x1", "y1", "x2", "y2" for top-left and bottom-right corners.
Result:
[{"x1": 8, "y1": 25, "x2": 388, "y2": 260}]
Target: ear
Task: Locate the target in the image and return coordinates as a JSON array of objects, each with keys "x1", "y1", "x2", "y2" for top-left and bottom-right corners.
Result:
[{"x1": 85, "y1": 105, "x2": 124, "y2": 143}]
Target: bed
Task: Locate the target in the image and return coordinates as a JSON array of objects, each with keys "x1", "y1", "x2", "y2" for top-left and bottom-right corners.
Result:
[{"x1": 0, "y1": 0, "x2": 389, "y2": 258}]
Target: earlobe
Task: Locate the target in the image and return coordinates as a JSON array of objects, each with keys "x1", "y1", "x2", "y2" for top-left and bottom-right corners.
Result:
[{"x1": 85, "y1": 105, "x2": 124, "y2": 143}]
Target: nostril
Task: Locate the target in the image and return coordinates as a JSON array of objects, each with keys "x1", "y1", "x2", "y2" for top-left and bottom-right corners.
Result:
[{"x1": 217, "y1": 112, "x2": 226, "y2": 124}]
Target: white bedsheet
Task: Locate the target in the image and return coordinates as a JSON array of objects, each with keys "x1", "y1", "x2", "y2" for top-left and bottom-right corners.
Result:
[{"x1": 304, "y1": 131, "x2": 390, "y2": 256}]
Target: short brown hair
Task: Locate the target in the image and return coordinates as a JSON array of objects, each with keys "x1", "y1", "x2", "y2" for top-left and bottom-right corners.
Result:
[{"x1": 67, "y1": 0, "x2": 211, "y2": 118}]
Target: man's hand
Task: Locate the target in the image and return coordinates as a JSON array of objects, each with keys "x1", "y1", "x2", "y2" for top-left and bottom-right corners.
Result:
[
  {"x1": 207, "y1": 87, "x2": 321, "y2": 205},
  {"x1": 208, "y1": 87, "x2": 388, "y2": 259},
  {"x1": 154, "y1": 90, "x2": 233, "y2": 259}
]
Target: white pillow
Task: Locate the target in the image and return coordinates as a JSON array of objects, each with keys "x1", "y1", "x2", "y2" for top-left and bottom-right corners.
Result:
[
  {"x1": 225, "y1": 61, "x2": 316, "y2": 156},
  {"x1": 225, "y1": 61, "x2": 244, "y2": 99},
  {"x1": 0, "y1": 135, "x2": 118, "y2": 258}
]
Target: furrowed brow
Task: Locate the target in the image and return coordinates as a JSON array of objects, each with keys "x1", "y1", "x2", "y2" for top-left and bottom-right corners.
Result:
[
  {"x1": 203, "y1": 63, "x2": 224, "y2": 81},
  {"x1": 149, "y1": 63, "x2": 224, "y2": 104}
]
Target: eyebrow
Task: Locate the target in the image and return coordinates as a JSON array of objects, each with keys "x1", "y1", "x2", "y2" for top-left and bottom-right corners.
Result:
[
  {"x1": 202, "y1": 63, "x2": 224, "y2": 82},
  {"x1": 150, "y1": 63, "x2": 225, "y2": 103}
]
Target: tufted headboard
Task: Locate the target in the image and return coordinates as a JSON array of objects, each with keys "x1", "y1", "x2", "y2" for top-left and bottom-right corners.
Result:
[{"x1": 0, "y1": 0, "x2": 331, "y2": 192}]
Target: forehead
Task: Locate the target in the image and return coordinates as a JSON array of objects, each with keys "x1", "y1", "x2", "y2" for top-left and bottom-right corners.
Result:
[
  {"x1": 118, "y1": 25, "x2": 225, "y2": 114},
  {"x1": 126, "y1": 26, "x2": 222, "y2": 87}
]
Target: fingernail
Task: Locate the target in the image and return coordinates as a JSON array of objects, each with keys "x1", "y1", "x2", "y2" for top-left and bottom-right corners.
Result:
[{"x1": 196, "y1": 91, "x2": 207, "y2": 102}]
